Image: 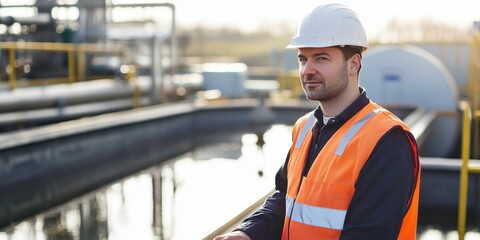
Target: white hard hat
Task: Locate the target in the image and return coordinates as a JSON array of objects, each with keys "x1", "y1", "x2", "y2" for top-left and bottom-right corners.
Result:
[{"x1": 286, "y1": 3, "x2": 368, "y2": 50}]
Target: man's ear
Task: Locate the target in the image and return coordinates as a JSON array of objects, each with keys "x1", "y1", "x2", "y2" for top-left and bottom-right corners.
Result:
[{"x1": 348, "y1": 54, "x2": 361, "y2": 75}]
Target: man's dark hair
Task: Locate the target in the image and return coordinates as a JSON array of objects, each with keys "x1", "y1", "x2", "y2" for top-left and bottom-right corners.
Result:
[
  {"x1": 335, "y1": 45, "x2": 363, "y2": 73},
  {"x1": 336, "y1": 45, "x2": 362, "y2": 60}
]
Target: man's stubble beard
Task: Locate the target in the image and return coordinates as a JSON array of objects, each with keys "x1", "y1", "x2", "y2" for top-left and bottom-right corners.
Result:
[{"x1": 303, "y1": 62, "x2": 349, "y2": 102}]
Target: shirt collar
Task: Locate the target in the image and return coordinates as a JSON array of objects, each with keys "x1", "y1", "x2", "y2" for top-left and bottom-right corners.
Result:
[{"x1": 313, "y1": 87, "x2": 370, "y2": 124}]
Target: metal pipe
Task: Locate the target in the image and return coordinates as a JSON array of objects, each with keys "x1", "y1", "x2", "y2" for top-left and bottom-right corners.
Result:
[
  {"x1": 0, "y1": 14, "x2": 51, "y2": 26},
  {"x1": 105, "y1": 3, "x2": 176, "y2": 68},
  {"x1": 106, "y1": 3, "x2": 177, "y2": 103},
  {"x1": 458, "y1": 100, "x2": 472, "y2": 240}
]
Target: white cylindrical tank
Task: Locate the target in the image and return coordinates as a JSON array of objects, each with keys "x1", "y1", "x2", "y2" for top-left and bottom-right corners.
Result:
[{"x1": 360, "y1": 45, "x2": 460, "y2": 157}]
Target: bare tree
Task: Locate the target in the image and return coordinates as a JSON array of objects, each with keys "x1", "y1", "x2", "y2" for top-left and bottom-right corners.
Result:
[{"x1": 375, "y1": 18, "x2": 470, "y2": 43}]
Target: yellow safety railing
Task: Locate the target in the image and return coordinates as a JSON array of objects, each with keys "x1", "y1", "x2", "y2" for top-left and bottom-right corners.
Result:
[
  {"x1": 471, "y1": 33, "x2": 480, "y2": 158},
  {"x1": 457, "y1": 101, "x2": 477, "y2": 240},
  {"x1": 457, "y1": 33, "x2": 480, "y2": 240},
  {"x1": 0, "y1": 41, "x2": 128, "y2": 89},
  {"x1": 202, "y1": 189, "x2": 275, "y2": 239},
  {"x1": 277, "y1": 70, "x2": 304, "y2": 99}
]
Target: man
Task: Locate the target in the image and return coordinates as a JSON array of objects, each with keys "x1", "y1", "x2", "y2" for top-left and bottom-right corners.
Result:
[{"x1": 214, "y1": 3, "x2": 420, "y2": 240}]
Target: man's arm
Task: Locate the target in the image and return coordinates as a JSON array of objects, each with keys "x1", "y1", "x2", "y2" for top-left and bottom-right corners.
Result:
[
  {"x1": 229, "y1": 151, "x2": 290, "y2": 240},
  {"x1": 340, "y1": 127, "x2": 416, "y2": 239}
]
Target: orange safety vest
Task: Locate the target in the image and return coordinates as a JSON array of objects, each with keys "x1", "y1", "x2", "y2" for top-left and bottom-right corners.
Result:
[{"x1": 282, "y1": 102, "x2": 420, "y2": 240}]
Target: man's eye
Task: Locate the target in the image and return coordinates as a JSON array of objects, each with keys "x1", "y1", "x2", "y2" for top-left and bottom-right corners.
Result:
[{"x1": 298, "y1": 58, "x2": 307, "y2": 63}]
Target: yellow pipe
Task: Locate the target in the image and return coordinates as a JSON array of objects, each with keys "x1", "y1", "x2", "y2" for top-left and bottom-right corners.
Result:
[
  {"x1": 0, "y1": 42, "x2": 75, "y2": 51},
  {"x1": 68, "y1": 49, "x2": 76, "y2": 83},
  {"x1": 133, "y1": 80, "x2": 141, "y2": 108},
  {"x1": 8, "y1": 48, "x2": 16, "y2": 90},
  {"x1": 77, "y1": 49, "x2": 85, "y2": 81},
  {"x1": 17, "y1": 76, "x2": 115, "y2": 86},
  {"x1": 277, "y1": 73, "x2": 285, "y2": 96},
  {"x1": 458, "y1": 101, "x2": 472, "y2": 240},
  {"x1": 78, "y1": 43, "x2": 123, "y2": 53},
  {"x1": 472, "y1": 34, "x2": 480, "y2": 158},
  {"x1": 17, "y1": 77, "x2": 71, "y2": 87},
  {"x1": 0, "y1": 42, "x2": 123, "y2": 53},
  {"x1": 468, "y1": 167, "x2": 480, "y2": 174}
]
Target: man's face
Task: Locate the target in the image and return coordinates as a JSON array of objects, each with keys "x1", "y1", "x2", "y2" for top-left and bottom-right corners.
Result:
[{"x1": 297, "y1": 47, "x2": 349, "y2": 102}]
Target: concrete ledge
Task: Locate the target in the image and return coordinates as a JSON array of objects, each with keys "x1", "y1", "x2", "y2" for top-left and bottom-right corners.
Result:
[
  {"x1": 0, "y1": 99, "x2": 313, "y2": 227},
  {"x1": 0, "y1": 99, "x2": 472, "y2": 229}
]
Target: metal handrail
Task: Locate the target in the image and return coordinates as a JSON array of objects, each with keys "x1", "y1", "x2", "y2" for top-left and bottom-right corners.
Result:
[
  {"x1": 0, "y1": 41, "x2": 126, "y2": 89},
  {"x1": 202, "y1": 189, "x2": 275, "y2": 240},
  {"x1": 458, "y1": 101, "x2": 472, "y2": 240},
  {"x1": 458, "y1": 104, "x2": 480, "y2": 240},
  {"x1": 471, "y1": 33, "x2": 480, "y2": 158},
  {"x1": 277, "y1": 70, "x2": 303, "y2": 99},
  {"x1": 457, "y1": 32, "x2": 480, "y2": 240}
]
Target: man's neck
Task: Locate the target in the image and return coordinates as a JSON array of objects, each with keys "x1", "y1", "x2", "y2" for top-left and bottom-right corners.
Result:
[{"x1": 319, "y1": 85, "x2": 360, "y2": 117}]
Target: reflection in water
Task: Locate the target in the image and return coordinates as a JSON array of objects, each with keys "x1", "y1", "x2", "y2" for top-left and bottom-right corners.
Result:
[
  {"x1": 0, "y1": 125, "x2": 291, "y2": 240},
  {"x1": 1, "y1": 124, "x2": 479, "y2": 240},
  {"x1": 43, "y1": 213, "x2": 73, "y2": 240}
]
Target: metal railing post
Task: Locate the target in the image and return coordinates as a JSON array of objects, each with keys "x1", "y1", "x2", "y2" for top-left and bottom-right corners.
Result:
[
  {"x1": 77, "y1": 47, "x2": 85, "y2": 81},
  {"x1": 459, "y1": 33, "x2": 480, "y2": 239},
  {"x1": 68, "y1": 48, "x2": 76, "y2": 83},
  {"x1": 0, "y1": 42, "x2": 128, "y2": 86},
  {"x1": 472, "y1": 34, "x2": 480, "y2": 158},
  {"x1": 8, "y1": 48, "x2": 16, "y2": 90},
  {"x1": 458, "y1": 100, "x2": 472, "y2": 240}
]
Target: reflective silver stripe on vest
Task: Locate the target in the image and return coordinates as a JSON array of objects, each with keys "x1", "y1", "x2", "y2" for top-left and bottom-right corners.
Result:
[
  {"x1": 286, "y1": 194, "x2": 295, "y2": 217},
  {"x1": 294, "y1": 110, "x2": 377, "y2": 154},
  {"x1": 295, "y1": 113, "x2": 317, "y2": 149},
  {"x1": 335, "y1": 111, "x2": 376, "y2": 156},
  {"x1": 285, "y1": 195, "x2": 347, "y2": 230}
]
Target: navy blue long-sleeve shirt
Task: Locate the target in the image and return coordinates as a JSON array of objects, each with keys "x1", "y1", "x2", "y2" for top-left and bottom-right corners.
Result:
[{"x1": 235, "y1": 89, "x2": 416, "y2": 239}]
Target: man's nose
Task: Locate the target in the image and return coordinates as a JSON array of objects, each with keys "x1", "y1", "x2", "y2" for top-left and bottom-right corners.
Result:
[{"x1": 301, "y1": 60, "x2": 316, "y2": 76}]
